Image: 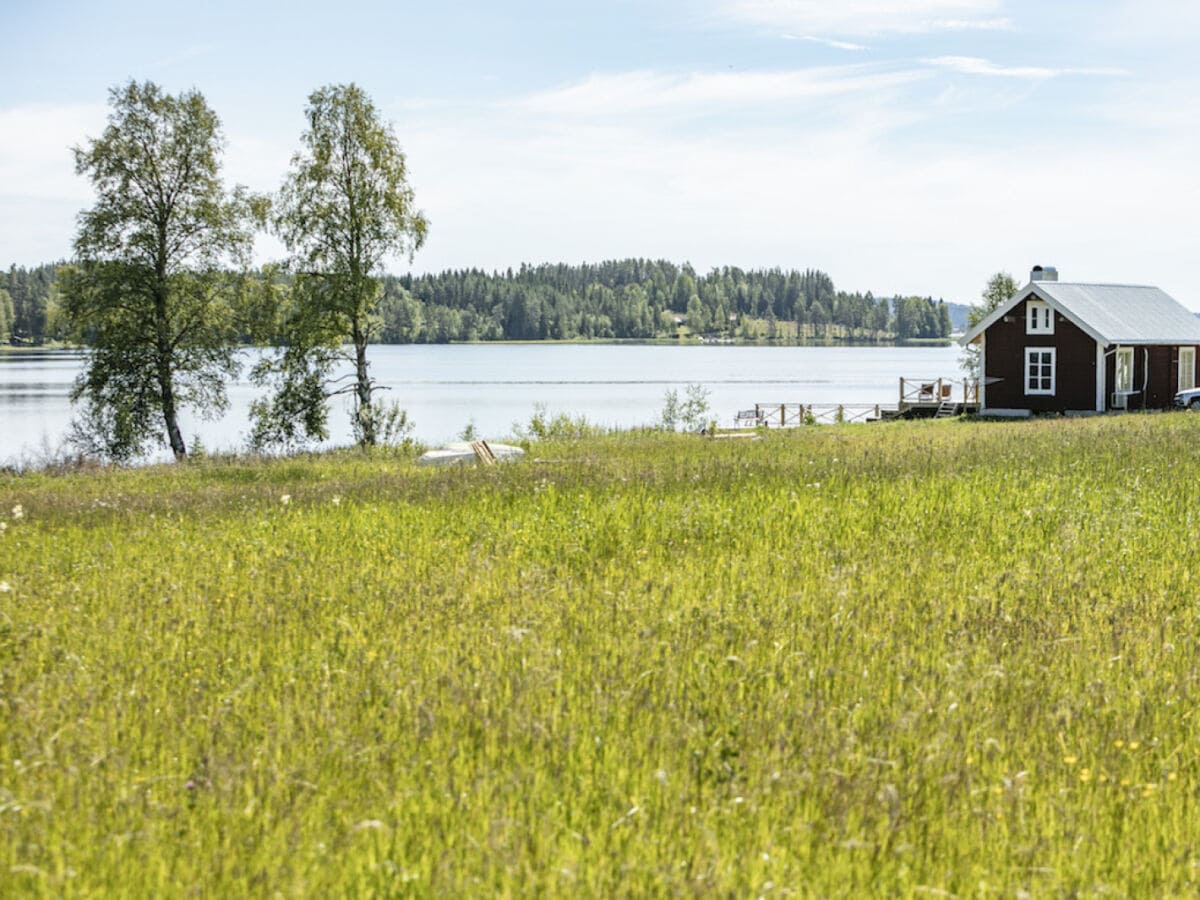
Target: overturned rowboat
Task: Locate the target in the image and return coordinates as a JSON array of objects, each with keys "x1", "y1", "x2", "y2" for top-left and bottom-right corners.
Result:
[{"x1": 418, "y1": 441, "x2": 525, "y2": 467}]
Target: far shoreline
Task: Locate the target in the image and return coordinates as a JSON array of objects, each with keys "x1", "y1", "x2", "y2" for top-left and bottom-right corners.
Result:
[{"x1": 3, "y1": 336, "x2": 955, "y2": 352}]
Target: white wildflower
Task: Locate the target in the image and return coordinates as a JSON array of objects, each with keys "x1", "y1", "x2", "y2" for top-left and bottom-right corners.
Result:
[
  {"x1": 11, "y1": 504, "x2": 23, "y2": 520},
  {"x1": 0, "y1": 581, "x2": 11, "y2": 593},
  {"x1": 331, "y1": 496, "x2": 342, "y2": 507},
  {"x1": 280, "y1": 494, "x2": 291, "y2": 505}
]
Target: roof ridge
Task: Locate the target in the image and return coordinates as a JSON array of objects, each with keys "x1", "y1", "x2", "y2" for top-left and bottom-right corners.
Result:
[{"x1": 1044, "y1": 281, "x2": 1159, "y2": 289}]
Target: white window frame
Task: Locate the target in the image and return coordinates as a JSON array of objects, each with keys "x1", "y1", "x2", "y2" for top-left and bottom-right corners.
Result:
[
  {"x1": 1180, "y1": 347, "x2": 1196, "y2": 393},
  {"x1": 1025, "y1": 347, "x2": 1056, "y2": 396},
  {"x1": 1026, "y1": 301, "x2": 1054, "y2": 335}
]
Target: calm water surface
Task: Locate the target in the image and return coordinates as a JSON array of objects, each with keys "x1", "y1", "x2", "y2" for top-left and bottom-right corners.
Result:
[{"x1": 0, "y1": 344, "x2": 962, "y2": 464}]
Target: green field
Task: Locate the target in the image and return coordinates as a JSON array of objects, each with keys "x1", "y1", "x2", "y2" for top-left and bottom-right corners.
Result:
[{"x1": 3, "y1": 415, "x2": 1200, "y2": 895}]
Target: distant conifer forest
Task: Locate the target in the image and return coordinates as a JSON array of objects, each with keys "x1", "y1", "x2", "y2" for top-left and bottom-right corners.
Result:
[{"x1": 0, "y1": 259, "x2": 964, "y2": 346}]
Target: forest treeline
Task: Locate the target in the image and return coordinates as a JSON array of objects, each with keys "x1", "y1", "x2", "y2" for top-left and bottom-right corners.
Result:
[{"x1": 1, "y1": 259, "x2": 959, "y2": 346}]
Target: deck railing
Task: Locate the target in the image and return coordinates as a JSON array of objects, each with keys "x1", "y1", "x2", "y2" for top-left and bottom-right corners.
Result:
[
  {"x1": 899, "y1": 377, "x2": 979, "y2": 409},
  {"x1": 734, "y1": 378, "x2": 980, "y2": 428},
  {"x1": 736, "y1": 403, "x2": 886, "y2": 427},
  {"x1": 734, "y1": 377, "x2": 980, "y2": 428}
]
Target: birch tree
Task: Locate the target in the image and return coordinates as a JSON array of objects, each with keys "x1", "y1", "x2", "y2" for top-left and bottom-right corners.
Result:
[
  {"x1": 65, "y1": 81, "x2": 254, "y2": 462},
  {"x1": 253, "y1": 83, "x2": 428, "y2": 449},
  {"x1": 960, "y1": 272, "x2": 1017, "y2": 378}
]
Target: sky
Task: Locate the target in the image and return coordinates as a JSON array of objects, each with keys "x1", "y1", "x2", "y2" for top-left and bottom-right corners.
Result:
[{"x1": 2, "y1": 0, "x2": 1199, "y2": 305}]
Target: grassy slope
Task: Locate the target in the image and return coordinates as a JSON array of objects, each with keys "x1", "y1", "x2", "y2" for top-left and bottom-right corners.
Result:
[{"x1": 2, "y1": 416, "x2": 1199, "y2": 895}]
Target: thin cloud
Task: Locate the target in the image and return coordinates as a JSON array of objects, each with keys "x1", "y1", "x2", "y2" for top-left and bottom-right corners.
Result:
[
  {"x1": 927, "y1": 56, "x2": 1127, "y2": 79},
  {"x1": 930, "y1": 18, "x2": 1012, "y2": 31},
  {"x1": 782, "y1": 34, "x2": 869, "y2": 51},
  {"x1": 719, "y1": 0, "x2": 1008, "y2": 37},
  {"x1": 509, "y1": 66, "x2": 927, "y2": 118},
  {"x1": 399, "y1": 94, "x2": 1200, "y2": 305}
]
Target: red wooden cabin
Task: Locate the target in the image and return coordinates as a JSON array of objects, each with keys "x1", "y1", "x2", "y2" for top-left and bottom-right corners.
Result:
[{"x1": 961, "y1": 267, "x2": 1200, "y2": 415}]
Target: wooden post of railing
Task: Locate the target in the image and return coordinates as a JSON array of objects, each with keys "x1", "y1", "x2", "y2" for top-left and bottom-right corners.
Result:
[
  {"x1": 755, "y1": 403, "x2": 760, "y2": 425},
  {"x1": 874, "y1": 403, "x2": 880, "y2": 420},
  {"x1": 899, "y1": 377, "x2": 905, "y2": 409}
]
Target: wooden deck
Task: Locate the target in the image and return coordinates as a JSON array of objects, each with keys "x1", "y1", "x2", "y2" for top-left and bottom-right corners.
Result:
[{"x1": 734, "y1": 378, "x2": 979, "y2": 427}]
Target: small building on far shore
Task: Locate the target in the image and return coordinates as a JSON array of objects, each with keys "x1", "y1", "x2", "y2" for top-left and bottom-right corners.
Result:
[{"x1": 960, "y1": 266, "x2": 1200, "y2": 415}]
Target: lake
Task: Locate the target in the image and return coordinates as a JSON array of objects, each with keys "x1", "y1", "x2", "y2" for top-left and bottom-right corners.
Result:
[{"x1": 0, "y1": 343, "x2": 963, "y2": 464}]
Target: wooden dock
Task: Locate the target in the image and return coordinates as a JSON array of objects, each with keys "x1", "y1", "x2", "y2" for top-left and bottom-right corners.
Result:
[{"x1": 735, "y1": 378, "x2": 979, "y2": 428}]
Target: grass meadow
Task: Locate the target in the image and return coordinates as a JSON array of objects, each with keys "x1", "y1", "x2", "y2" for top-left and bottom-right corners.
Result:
[{"x1": 3, "y1": 414, "x2": 1200, "y2": 895}]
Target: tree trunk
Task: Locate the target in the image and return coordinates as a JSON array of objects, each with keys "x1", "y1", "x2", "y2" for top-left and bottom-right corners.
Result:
[
  {"x1": 153, "y1": 269, "x2": 187, "y2": 462},
  {"x1": 353, "y1": 320, "x2": 374, "y2": 446},
  {"x1": 157, "y1": 330, "x2": 186, "y2": 461},
  {"x1": 159, "y1": 360, "x2": 187, "y2": 462}
]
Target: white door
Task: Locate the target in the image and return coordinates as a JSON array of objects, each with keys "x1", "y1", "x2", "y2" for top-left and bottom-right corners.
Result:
[
  {"x1": 1180, "y1": 347, "x2": 1196, "y2": 392},
  {"x1": 1114, "y1": 347, "x2": 1134, "y2": 408}
]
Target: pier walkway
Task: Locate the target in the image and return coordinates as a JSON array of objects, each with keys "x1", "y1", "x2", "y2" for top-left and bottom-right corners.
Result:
[{"x1": 735, "y1": 378, "x2": 979, "y2": 427}]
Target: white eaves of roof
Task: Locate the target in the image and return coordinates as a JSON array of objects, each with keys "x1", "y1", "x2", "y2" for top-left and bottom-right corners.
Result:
[{"x1": 960, "y1": 282, "x2": 1200, "y2": 347}]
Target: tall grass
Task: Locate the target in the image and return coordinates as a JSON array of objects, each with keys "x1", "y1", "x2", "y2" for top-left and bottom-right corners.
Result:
[{"x1": 2, "y1": 415, "x2": 1200, "y2": 894}]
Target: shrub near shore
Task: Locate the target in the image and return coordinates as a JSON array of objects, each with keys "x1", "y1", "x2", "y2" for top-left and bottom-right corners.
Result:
[{"x1": 2, "y1": 415, "x2": 1200, "y2": 894}]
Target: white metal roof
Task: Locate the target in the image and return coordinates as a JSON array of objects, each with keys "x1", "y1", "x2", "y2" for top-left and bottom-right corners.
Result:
[{"x1": 961, "y1": 282, "x2": 1200, "y2": 346}]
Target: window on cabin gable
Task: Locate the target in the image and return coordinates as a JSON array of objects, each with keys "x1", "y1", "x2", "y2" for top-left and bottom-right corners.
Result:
[
  {"x1": 1026, "y1": 301, "x2": 1054, "y2": 335},
  {"x1": 1025, "y1": 347, "x2": 1055, "y2": 395}
]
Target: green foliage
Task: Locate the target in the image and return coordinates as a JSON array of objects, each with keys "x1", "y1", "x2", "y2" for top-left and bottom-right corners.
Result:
[
  {"x1": 5, "y1": 415, "x2": 1200, "y2": 893},
  {"x1": 892, "y1": 295, "x2": 953, "y2": 341},
  {"x1": 0, "y1": 288, "x2": 13, "y2": 343},
  {"x1": 10, "y1": 259, "x2": 965, "y2": 347},
  {"x1": 63, "y1": 81, "x2": 254, "y2": 462},
  {"x1": 978, "y1": 271, "x2": 1020, "y2": 318},
  {"x1": 511, "y1": 403, "x2": 604, "y2": 442},
  {"x1": 390, "y1": 262, "x2": 902, "y2": 343},
  {"x1": 961, "y1": 271, "x2": 1019, "y2": 376},
  {"x1": 660, "y1": 383, "x2": 712, "y2": 432},
  {"x1": 258, "y1": 83, "x2": 428, "y2": 448},
  {"x1": 247, "y1": 345, "x2": 333, "y2": 452},
  {"x1": 0, "y1": 264, "x2": 58, "y2": 344},
  {"x1": 353, "y1": 398, "x2": 415, "y2": 449}
]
